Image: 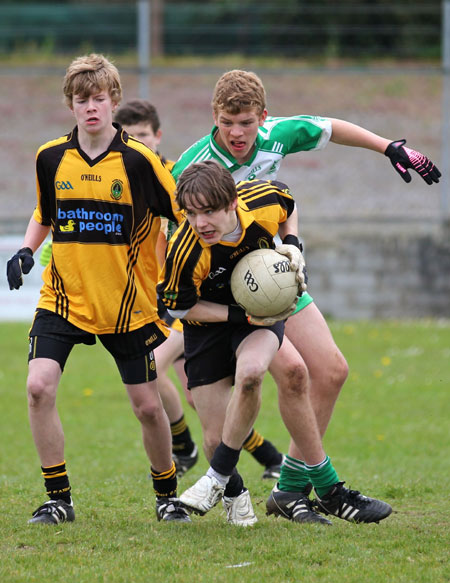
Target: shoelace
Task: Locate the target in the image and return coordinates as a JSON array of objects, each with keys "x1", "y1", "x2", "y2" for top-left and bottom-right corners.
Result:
[
  {"x1": 32, "y1": 501, "x2": 66, "y2": 520},
  {"x1": 160, "y1": 500, "x2": 187, "y2": 517},
  {"x1": 336, "y1": 485, "x2": 371, "y2": 509},
  {"x1": 293, "y1": 494, "x2": 316, "y2": 512}
]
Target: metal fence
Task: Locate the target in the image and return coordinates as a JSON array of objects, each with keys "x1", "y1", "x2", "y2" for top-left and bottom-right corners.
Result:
[
  {"x1": 0, "y1": 1, "x2": 447, "y2": 232},
  {"x1": 0, "y1": 1, "x2": 442, "y2": 59}
]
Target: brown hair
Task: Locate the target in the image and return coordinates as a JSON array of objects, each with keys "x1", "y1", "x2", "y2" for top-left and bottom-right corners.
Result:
[
  {"x1": 176, "y1": 161, "x2": 237, "y2": 211},
  {"x1": 212, "y1": 69, "x2": 266, "y2": 116},
  {"x1": 62, "y1": 53, "x2": 122, "y2": 108},
  {"x1": 114, "y1": 99, "x2": 161, "y2": 133}
]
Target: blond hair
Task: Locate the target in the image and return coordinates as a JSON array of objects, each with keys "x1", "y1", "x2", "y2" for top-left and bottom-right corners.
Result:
[
  {"x1": 62, "y1": 53, "x2": 122, "y2": 108},
  {"x1": 212, "y1": 69, "x2": 266, "y2": 116}
]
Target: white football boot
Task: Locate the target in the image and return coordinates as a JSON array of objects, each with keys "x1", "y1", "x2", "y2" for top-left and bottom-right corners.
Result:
[
  {"x1": 180, "y1": 475, "x2": 225, "y2": 515},
  {"x1": 222, "y1": 488, "x2": 258, "y2": 526}
]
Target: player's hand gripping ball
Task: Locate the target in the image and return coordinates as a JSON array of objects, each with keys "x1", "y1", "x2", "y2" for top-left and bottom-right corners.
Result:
[{"x1": 231, "y1": 248, "x2": 300, "y2": 319}]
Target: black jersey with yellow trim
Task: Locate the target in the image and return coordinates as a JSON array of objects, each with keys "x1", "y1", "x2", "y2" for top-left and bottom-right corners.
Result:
[
  {"x1": 33, "y1": 124, "x2": 182, "y2": 335},
  {"x1": 157, "y1": 180, "x2": 295, "y2": 323}
]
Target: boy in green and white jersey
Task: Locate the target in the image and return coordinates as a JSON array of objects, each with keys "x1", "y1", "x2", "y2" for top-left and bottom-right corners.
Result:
[
  {"x1": 171, "y1": 69, "x2": 440, "y2": 523},
  {"x1": 172, "y1": 71, "x2": 439, "y2": 188},
  {"x1": 172, "y1": 114, "x2": 331, "y2": 184}
]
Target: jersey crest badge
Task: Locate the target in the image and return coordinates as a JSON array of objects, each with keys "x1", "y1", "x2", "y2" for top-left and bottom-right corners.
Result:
[{"x1": 110, "y1": 179, "x2": 123, "y2": 200}]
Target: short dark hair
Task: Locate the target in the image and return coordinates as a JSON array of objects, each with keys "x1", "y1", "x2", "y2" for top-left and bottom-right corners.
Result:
[
  {"x1": 176, "y1": 161, "x2": 237, "y2": 211},
  {"x1": 114, "y1": 99, "x2": 160, "y2": 133}
]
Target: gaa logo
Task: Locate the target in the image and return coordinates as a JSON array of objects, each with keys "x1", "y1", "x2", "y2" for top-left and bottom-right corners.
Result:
[
  {"x1": 244, "y1": 269, "x2": 259, "y2": 292},
  {"x1": 55, "y1": 181, "x2": 73, "y2": 190},
  {"x1": 110, "y1": 179, "x2": 123, "y2": 200}
]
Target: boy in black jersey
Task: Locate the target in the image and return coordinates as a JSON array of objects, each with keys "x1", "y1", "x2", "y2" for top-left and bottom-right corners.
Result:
[
  {"x1": 158, "y1": 160, "x2": 392, "y2": 526},
  {"x1": 6, "y1": 54, "x2": 190, "y2": 524}
]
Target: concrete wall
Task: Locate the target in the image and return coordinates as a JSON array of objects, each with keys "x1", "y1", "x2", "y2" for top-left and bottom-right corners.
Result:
[{"x1": 302, "y1": 221, "x2": 450, "y2": 319}]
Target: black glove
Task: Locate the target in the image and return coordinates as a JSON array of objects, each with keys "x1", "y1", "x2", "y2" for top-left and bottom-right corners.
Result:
[
  {"x1": 385, "y1": 139, "x2": 441, "y2": 185},
  {"x1": 6, "y1": 247, "x2": 34, "y2": 290},
  {"x1": 227, "y1": 304, "x2": 249, "y2": 324}
]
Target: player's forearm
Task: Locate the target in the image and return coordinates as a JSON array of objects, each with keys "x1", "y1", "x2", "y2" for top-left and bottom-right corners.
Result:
[
  {"x1": 329, "y1": 118, "x2": 391, "y2": 153},
  {"x1": 22, "y1": 217, "x2": 51, "y2": 253},
  {"x1": 170, "y1": 300, "x2": 229, "y2": 323},
  {"x1": 278, "y1": 207, "x2": 298, "y2": 240}
]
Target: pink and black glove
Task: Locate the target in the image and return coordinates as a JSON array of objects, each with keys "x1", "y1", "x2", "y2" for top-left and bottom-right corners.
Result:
[{"x1": 385, "y1": 139, "x2": 441, "y2": 185}]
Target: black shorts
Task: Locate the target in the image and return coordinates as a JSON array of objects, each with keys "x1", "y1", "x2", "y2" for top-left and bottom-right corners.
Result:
[
  {"x1": 28, "y1": 308, "x2": 168, "y2": 384},
  {"x1": 183, "y1": 320, "x2": 284, "y2": 389}
]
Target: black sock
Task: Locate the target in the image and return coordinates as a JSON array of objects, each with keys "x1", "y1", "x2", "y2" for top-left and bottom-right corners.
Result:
[
  {"x1": 243, "y1": 429, "x2": 282, "y2": 467},
  {"x1": 210, "y1": 442, "x2": 241, "y2": 476},
  {"x1": 171, "y1": 415, "x2": 195, "y2": 456},
  {"x1": 223, "y1": 469, "x2": 244, "y2": 498},
  {"x1": 42, "y1": 461, "x2": 72, "y2": 504}
]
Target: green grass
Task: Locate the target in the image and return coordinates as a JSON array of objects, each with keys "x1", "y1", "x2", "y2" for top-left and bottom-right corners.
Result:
[{"x1": 0, "y1": 320, "x2": 449, "y2": 583}]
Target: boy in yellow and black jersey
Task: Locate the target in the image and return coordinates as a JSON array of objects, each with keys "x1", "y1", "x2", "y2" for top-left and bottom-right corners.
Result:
[
  {"x1": 35, "y1": 124, "x2": 178, "y2": 333},
  {"x1": 6, "y1": 54, "x2": 191, "y2": 525},
  {"x1": 157, "y1": 160, "x2": 392, "y2": 526},
  {"x1": 160, "y1": 177, "x2": 296, "y2": 319},
  {"x1": 157, "y1": 160, "x2": 309, "y2": 524}
]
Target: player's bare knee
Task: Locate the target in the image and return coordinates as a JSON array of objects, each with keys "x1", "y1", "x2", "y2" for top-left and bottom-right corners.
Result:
[
  {"x1": 335, "y1": 352, "x2": 349, "y2": 388},
  {"x1": 27, "y1": 375, "x2": 56, "y2": 407},
  {"x1": 237, "y1": 363, "x2": 265, "y2": 392},
  {"x1": 276, "y1": 360, "x2": 309, "y2": 399},
  {"x1": 133, "y1": 400, "x2": 163, "y2": 424},
  {"x1": 315, "y1": 351, "x2": 348, "y2": 396}
]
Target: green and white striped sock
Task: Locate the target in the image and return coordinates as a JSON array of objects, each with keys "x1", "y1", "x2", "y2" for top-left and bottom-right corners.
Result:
[
  {"x1": 305, "y1": 456, "x2": 339, "y2": 498},
  {"x1": 278, "y1": 454, "x2": 311, "y2": 492}
]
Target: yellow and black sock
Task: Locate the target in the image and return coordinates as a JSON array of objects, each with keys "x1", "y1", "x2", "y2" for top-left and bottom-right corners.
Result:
[
  {"x1": 171, "y1": 415, "x2": 195, "y2": 456},
  {"x1": 243, "y1": 428, "x2": 283, "y2": 467},
  {"x1": 151, "y1": 461, "x2": 177, "y2": 498},
  {"x1": 42, "y1": 461, "x2": 71, "y2": 504}
]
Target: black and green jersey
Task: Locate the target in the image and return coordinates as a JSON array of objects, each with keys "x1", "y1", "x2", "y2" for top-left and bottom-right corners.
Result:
[
  {"x1": 33, "y1": 124, "x2": 182, "y2": 334},
  {"x1": 157, "y1": 180, "x2": 295, "y2": 323}
]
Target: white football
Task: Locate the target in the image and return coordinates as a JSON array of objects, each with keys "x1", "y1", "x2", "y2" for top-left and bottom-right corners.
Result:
[{"x1": 230, "y1": 248, "x2": 298, "y2": 317}]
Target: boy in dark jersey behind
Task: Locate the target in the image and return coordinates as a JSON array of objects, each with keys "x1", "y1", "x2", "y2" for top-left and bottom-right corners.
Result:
[
  {"x1": 6, "y1": 54, "x2": 190, "y2": 524},
  {"x1": 114, "y1": 98, "x2": 200, "y2": 478}
]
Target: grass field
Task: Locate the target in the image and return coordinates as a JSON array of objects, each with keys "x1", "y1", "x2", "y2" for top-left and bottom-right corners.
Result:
[{"x1": 0, "y1": 319, "x2": 449, "y2": 583}]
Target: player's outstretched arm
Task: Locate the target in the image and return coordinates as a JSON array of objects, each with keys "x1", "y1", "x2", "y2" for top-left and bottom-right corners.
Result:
[{"x1": 329, "y1": 119, "x2": 440, "y2": 185}]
